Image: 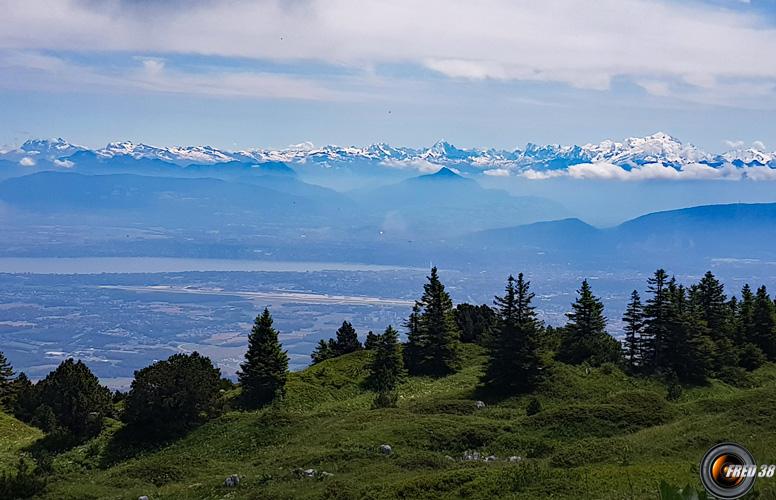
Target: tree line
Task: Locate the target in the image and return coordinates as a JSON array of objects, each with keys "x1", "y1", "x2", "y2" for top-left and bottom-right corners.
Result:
[{"x1": 1, "y1": 266, "x2": 775, "y2": 448}]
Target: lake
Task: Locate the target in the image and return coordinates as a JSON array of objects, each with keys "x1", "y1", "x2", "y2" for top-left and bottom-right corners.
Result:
[{"x1": 0, "y1": 257, "x2": 413, "y2": 274}]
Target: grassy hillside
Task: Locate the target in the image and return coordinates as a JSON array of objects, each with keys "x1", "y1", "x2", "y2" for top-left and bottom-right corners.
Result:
[
  {"x1": 16, "y1": 345, "x2": 776, "y2": 499},
  {"x1": 0, "y1": 412, "x2": 42, "y2": 473}
]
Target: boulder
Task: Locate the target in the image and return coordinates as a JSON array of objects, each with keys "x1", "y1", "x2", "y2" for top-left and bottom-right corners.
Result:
[
  {"x1": 475, "y1": 400, "x2": 486, "y2": 409},
  {"x1": 484, "y1": 455, "x2": 498, "y2": 462},
  {"x1": 462, "y1": 450, "x2": 481, "y2": 461},
  {"x1": 224, "y1": 474, "x2": 240, "y2": 487},
  {"x1": 508, "y1": 456, "x2": 522, "y2": 463},
  {"x1": 379, "y1": 444, "x2": 392, "y2": 455},
  {"x1": 138, "y1": 497, "x2": 149, "y2": 500},
  {"x1": 303, "y1": 468, "x2": 316, "y2": 478}
]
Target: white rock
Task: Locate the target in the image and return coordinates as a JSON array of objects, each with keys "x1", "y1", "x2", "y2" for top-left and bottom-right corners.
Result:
[
  {"x1": 475, "y1": 400, "x2": 486, "y2": 409},
  {"x1": 508, "y1": 456, "x2": 522, "y2": 463},
  {"x1": 303, "y1": 468, "x2": 316, "y2": 478},
  {"x1": 224, "y1": 474, "x2": 240, "y2": 487},
  {"x1": 379, "y1": 444, "x2": 392, "y2": 455}
]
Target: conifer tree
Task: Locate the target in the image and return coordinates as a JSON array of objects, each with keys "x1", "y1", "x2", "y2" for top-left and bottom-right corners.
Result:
[
  {"x1": 404, "y1": 267, "x2": 461, "y2": 376},
  {"x1": 0, "y1": 352, "x2": 14, "y2": 404},
  {"x1": 557, "y1": 280, "x2": 620, "y2": 366},
  {"x1": 752, "y1": 286, "x2": 776, "y2": 360},
  {"x1": 454, "y1": 303, "x2": 496, "y2": 344},
  {"x1": 238, "y1": 308, "x2": 289, "y2": 408},
  {"x1": 402, "y1": 303, "x2": 424, "y2": 374},
  {"x1": 367, "y1": 325, "x2": 405, "y2": 398},
  {"x1": 642, "y1": 269, "x2": 671, "y2": 373},
  {"x1": 663, "y1": 282, "x2": 714, "y2": 383},
  {"x1": 622, "y1": 290, "x2": 645, "y2": 370},
  {"x1": 364, "y1": 331, "x2": 381, "y2": 350},
  {"x1": 481, "y1": 274, "x2": 544, "y2": 394},
  {"x1": 692, "y1": 271, "x2": 729, "y2": 339},
  {"x1": 37, "y1": 358, "x2": 111, "y2": 438},
  {"x1": 334, "y1": 321, "x2": 362, "y2": 355},
  {"x1": 311, "y1": 339, "x2": 334, "y2": 364},
  {"x1": 738, "y1": 284, "x2": 756, "y2": 342}
]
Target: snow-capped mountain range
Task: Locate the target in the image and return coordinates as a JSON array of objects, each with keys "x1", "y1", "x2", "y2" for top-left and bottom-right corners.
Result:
[{"x1": 2, "y1": 133, "x2": 775, "y2": 178}]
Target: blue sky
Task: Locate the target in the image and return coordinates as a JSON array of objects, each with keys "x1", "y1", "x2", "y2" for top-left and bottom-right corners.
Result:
[{"x1": 1, "y1": 0, "x2": 776, "y2": 151}]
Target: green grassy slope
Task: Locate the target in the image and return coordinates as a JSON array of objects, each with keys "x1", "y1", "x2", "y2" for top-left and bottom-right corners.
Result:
[
  {"x1": 0, "y1": 411, "x2": 43, "y2": 473},
  {"x1": 23, "y1": 346, "x2": 776, "y2": 499}
]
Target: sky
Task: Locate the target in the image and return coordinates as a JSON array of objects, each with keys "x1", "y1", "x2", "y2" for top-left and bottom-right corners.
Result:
[{"x1": 2, "y1": 0, "x2": 776, "y2": 151}]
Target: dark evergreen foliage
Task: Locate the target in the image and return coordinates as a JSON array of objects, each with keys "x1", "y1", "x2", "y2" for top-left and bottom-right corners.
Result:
[
  {"x1": 35, "y1": 359, "x2": 111, "y2": 439},
  {"x1": 752, "y1": 286, "x2": 776, "y2": 360},
  {"x1": 481, "y1": 274, "x2": 544, "y2": 394},
  {"x1": 622, "y1": 290, "x2": 645, "y2": 370},
  {"x1": 238, "y1": 308, "x2": 289, "y2": 408},
  {"x1": 334, "y1": 321, "x2": 362, "y2": 354},
  {"x1": 367, "y1": 325, "x2": 405, "y2": 407},
  {"x1": 364, "y1": 331, "x2": 381, "y2": 350},
  {"x1": 0, "y1": 351, "x2": 14, "y2": 406},
  {"x1": 311, "y1": 339, "x2": 334, "y2": 364},
  {"x1": 403, "y1": 267, "x2": 461, "y2": 376},
  {"x1": 123, "y1": 352, "x2": 222, "y2": 441},
  {"x1": 557, "y1": 280, "x2": 621, "y2": 366},
  {"x1": 641, "y1": 269, "x2": 671, "y2": 373},
  {"x1": 454, "y1": 303, "x2": 496, "y2": 344}
]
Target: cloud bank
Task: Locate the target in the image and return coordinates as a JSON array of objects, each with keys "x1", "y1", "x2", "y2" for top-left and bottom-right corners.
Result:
[
  {"x1": 520, "y1": 162, "x2": 776, "y2": 181},
  {"x1": 2, "y1": 0, "x2": 776, "y2": 104}
]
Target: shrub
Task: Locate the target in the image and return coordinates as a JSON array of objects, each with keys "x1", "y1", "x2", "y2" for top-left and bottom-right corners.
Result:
[
  {"x1": 0, "y1": 459, "x2": 45, "y2": 499},
  {"x1": 123, "y1": 352, "x2": 222, "y2": 441},
  {"x1": 526, "y1": 397, "x2": 542, "y2": 416},
  {"x1": 36, "y1": 359, "x2": 111, "y2": 439}
]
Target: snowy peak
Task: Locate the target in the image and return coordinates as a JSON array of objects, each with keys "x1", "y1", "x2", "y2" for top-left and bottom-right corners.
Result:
[{"x1": 1, "y1": 133, "x2": 775, "y2": 176}]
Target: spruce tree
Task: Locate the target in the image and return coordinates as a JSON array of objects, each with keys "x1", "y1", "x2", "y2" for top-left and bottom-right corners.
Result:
[
  {"x1": 334, "y1": 321, "x2": 362, "y2": 355},
  {"x1": 642, "y1": 269, "x2": 671, "y2": 373},
  {"x1": 238, "y1": 308, "x2": 289, "y2": 408},
  {"x1": 454, "y1": 303, "x2": 496, "y2": 344},
  {"x1": 404, "y1": 267, "x2": 461, "y2": 376},
  {"x1": 557, "y1": 280, "x2": 620, "y2": 366},
  {"x1": 403, "y1": 303, "x2": 424, "y2": 374},
  {"x1": 663, "y1": 283, "x2": 714, "y2": 383},
  {"x1": 364, "y1": 331, "x2": 381, "y2": 350},
  {"x1": 622, "y1": 290, "x2": 645, "y2": 370},
  {"x1": 692, "y1": 271, "x2": 730, "y2": 339},
  {"x1": 481, "y1": 274, "x2": 544, "y2": 395},
  {"x1": 752, "y1": 286, "x2": 776, "y2": 360},
  {"x1": 367, "y1": 326, "x2": 405, "y2": 397},
  {"x1": 739, "y1": 284, "x2": 756, "y2": 342},
  {"x1": 0, "y1": 352, "x2": 14, "y2": 404},
  {"x1": 311, "y1": 339, "x2": 334, "y2": 364}
]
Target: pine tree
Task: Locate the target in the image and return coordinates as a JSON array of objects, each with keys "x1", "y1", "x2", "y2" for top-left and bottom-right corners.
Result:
[
  {"x1": 692, "y1": 271, "x2": 730, "y2": 340},
  {"x1": 622, "y1": 290, "x2": 645, "y2": 370},
  {"x1": 402, "y1": 303, "x2": 424, "y2": 374},
  {"x1": 738, "y1": 284, "x2": 756, "y2": 342},
  {"x1": 454, "y1": 303, "x2": 496, "y2": 344},
  {"x1": 404, "y1": 267, "x2": 461, "y2": 376},
  {"x1": 642, "y1": 269, "x2": 671, "y2": 373},
  {"x1": 557, "y1": 280, "x2": 620, "y2": 366},
  {"x1": 311, "y1": 339, "x2": 334, "y2": 364},
  {"x1": 364, "y1": 331, "x2": 381, "y2": 350},
  {"x1": 367, "y1": 325, "x2": 405, "y2": 395},
  {"x1": 0, "y1": 352, "x2": 14, "y2": 405},
  {"x1": 663, "y1": 283, "x2": 714, "y2": 383},
  {"x1": 238, "y1": 308, "x2": 289, "y2": 408},
  {"x1": 752, "y1": 286, "x2": 776, "y2": 360},
  {"x1": 37, "y1": 358, "x2": 112, "y2": 438},
  {"x1": 124, "y1": 352, "x2": 222, "y2": 440},
  {"x1": 334, "y1": 321, "x2": 362, "y2": 355},
  {"x1": 481, "y1": 274, "x2": 544, "y2": 395}
]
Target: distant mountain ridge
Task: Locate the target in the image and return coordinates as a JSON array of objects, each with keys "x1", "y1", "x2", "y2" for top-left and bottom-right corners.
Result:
[{"x1": 3, "y1": 133, "x2": 775, "y2": 178}]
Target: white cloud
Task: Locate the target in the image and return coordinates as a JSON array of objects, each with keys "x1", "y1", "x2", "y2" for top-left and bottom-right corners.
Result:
[
  {"x1": 520, "y1": 161, "x2": 776, "y2": 181},
  {"x1": 483, "y1": 168, "x2": 511, "y2": 177},
  {"x1": 380, "y1": 158, "x2": 440, "y2": 173},
  {"x1": 2, "y1": 0, "x2": 776, "y2": 103},
  {"x1": 53, "y1": 159, "x2": 75, "y2": 168},
  {"x1": 19, "y1": 157, "x2": 35, "y2": 167},
  {"x1": 0, "y1": 51, "x2": 358, "y2": 101}
]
